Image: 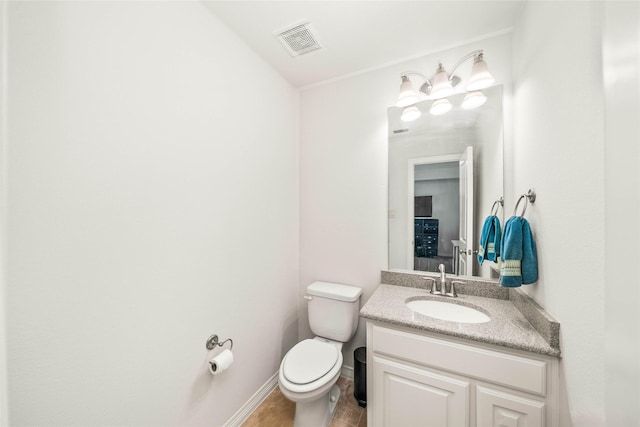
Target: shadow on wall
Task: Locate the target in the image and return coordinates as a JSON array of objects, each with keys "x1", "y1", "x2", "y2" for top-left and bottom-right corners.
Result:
[
  {"x1": 183, "y1": 349, "x2": 222, "y2": 417},
  {"x1": 559, "y1": 357, "x2": 573, "y2": 427},
  {"x1": 281, "y1": 312, "x2": 299, "y2": 361}
]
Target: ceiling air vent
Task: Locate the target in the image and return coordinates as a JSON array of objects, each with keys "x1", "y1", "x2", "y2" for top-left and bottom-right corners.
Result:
[{"x1": 275, "y1": 21, "x2": 323, "y2": 57}]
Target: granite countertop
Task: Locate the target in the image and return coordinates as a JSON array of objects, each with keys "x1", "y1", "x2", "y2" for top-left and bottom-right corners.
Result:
[{"x1": 360, "y1": 282, "x2": 561, "y2": 358}]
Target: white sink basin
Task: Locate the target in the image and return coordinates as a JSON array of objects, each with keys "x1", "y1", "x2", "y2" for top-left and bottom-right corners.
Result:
[{"x1": 406, "y1": 299, "x2": 491, "y2": 324}]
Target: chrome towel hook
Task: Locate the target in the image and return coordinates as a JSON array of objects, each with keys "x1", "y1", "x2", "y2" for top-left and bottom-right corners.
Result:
[
  {"x1": 513, "y1": 188, "x2": 536, "y2": 218},
  {"x1": 490, "y1": 196, "x2": 504, "y2": 216},
  {"x1": 206, "y1": 334, "x2": 234, "y2": 351}
]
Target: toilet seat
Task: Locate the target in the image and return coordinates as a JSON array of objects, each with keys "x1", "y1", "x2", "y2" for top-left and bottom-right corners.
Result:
[
  {"x1": 283, "y1": 339, "x2": 339, "y2": 385},
  {"x1": 279, "y1": 339, "x2": 343, "y2": 396}
]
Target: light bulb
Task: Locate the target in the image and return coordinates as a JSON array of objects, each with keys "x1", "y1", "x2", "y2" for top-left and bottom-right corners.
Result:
[
  {"x1": 430, "y1": 98, "x2": 452, "y2": 116},
  {"x1": 462, "y1": 91, "x2": 487, "y2": 109},
  {"x1": 401, "y1": 105, "x2": 421, "y2": 122}
]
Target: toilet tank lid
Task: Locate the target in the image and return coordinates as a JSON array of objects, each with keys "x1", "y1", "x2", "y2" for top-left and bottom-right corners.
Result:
[{"x1": 307, "y1": 281, "x2": 363, "y2": 302}]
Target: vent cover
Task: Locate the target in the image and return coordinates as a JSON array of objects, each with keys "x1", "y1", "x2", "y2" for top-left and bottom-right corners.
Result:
[{"x1": 275, "y1": 21, "x2": 323, "y2": 57}]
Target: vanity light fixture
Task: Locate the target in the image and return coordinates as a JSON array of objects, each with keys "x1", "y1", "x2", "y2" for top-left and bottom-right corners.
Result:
[{"x1": 396, "y1": 49, "x2": 495, "y2": 119}]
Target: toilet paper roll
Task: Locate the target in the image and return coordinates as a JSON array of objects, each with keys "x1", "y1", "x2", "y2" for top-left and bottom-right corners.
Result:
[{"x1": 209, "y1": 349, "x2": 234, "y2": 375}]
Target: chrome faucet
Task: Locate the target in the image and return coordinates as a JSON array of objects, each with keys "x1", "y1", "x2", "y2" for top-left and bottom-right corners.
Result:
[{"x1": 422, "y1": 264, "x2": 458, "y2": 298}]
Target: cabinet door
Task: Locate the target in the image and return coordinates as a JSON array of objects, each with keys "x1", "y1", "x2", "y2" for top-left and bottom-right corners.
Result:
[
  {"x1": 372, "y1": 355, "x2": 469, "y2": 427},
  {"x1": 476, "y1": 386, "x2": 545, "y2": 427}
]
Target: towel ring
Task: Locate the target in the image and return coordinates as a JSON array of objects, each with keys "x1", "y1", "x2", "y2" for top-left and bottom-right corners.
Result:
[
  {"x1": 513, "y1": 189, "x2": 536, "y2": 218},
  {"x1": 490, "y1": 196, "x2": 504, "y2": 216}
]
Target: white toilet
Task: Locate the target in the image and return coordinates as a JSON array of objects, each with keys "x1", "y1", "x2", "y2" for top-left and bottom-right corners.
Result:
[{"x1": 278, "y1": 281, "x2": 363, "y2": 427}]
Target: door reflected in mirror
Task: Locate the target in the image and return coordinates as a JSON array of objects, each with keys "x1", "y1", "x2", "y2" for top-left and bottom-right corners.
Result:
[{"x1": 388, "y1": 85, "x2": 504, "y2": 279}]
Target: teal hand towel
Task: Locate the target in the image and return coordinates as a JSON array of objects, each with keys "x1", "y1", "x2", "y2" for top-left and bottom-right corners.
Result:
[
  {"x1": 478, "y1": 215, "x2": 501, "y2": 265},
  {"x1": 500, "y1": 216, "x2": 538, "y2": 287}
]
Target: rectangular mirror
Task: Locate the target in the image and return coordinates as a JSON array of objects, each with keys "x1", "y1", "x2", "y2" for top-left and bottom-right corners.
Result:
[{"x1": 388, "y1": 85, "x2": 504, "y2": 279}]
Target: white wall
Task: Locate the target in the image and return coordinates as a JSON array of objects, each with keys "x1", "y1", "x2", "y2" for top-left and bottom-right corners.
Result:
[
  {"x1": 475, "y1": 97, "x2": 504, "y2": 278},
  {"x1": 603, "y1": 2, "x2": 640, "y2": 425},
  {"x1": 298, "y1": 69, "x2": 389, "y2": 368},
  {"x1": 4, "y1": 2, "x2": 299, "y2": 426},
  {"x1": 299, "y1": 33, "x2": 512, "y2": 368},
  {"x1": 511, "y1": 2, "x2": 605, "y2": 424},
  {"x1": 0, "y1": 1, "x2": 7, "y2": 425}
]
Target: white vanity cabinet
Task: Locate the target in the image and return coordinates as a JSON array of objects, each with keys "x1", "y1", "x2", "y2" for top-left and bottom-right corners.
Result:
[
  {"x1": 372, "y1": 355, "x2": 470, "y2": 426},
  {"x1": 366, "y1": 321, "x2": 559, "y2": 427}
]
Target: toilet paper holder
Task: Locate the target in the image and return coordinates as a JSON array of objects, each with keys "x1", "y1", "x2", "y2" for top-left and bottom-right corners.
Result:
[{"x1": 205, "y1": 334, "x2": 234, "y2": 351}]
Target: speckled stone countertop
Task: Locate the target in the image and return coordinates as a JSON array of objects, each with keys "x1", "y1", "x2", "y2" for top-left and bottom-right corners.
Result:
[{"x1": 361, "y1": 273, "x2": 561, "y2": 358}]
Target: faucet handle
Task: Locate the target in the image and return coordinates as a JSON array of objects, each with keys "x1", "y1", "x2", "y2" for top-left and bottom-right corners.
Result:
[
  {"x1": 421, "y1": 277, "x2": 437, "y2": 294},
  {"x1": 450, "y1": 280, "x2": 465, "y2": 298}
]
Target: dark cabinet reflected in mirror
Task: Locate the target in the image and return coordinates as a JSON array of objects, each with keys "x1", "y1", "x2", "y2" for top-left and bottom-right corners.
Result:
[{"x1": 388, "y1": 85, "x2": 504, "y2": 279}]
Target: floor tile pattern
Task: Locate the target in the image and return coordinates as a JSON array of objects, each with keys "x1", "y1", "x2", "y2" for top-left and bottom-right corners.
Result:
[{"x1": 242, "y1": 377, "x2": 366, "y2": 427}]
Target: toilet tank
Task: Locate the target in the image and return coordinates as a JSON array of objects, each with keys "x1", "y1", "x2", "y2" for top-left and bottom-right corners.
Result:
[{"x1": 306, "y1": 281, "x2": 363, "y2": 342}]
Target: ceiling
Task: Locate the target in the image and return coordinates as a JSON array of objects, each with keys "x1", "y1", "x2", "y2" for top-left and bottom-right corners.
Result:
[{"x1": 203, "y1": 1, "x2": 524, "y2": 88}]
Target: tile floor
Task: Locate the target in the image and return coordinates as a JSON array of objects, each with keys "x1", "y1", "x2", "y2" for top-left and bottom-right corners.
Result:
[{"x1": 242, "y1": 376, "x2": 366, "y2": 427}]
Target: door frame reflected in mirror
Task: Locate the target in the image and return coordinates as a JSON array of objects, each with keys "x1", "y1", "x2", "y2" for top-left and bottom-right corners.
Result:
[{"x1": 407, "y1": 154, "x2": 460, "y2": 273}]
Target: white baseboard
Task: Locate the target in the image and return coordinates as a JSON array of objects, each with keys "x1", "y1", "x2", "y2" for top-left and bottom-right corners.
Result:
[
  {"x1": 223, "y1": 372, "x2": 279, "y2": 427},
  {"x1": 341, "y1": 365, "x2": 354, "y2": 379}
]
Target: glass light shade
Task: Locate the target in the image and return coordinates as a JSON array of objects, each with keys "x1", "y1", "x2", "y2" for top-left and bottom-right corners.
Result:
[
  {"x1": 462, "y1": 91, "x2": 487, "y2": 109},
  {"x1": 401, "y1": 105, "x2": 421, "y2": 122},
  {"x1": 430, "y1": 65, "x2": 454, "y2": 99},
  {"x1": 430, "y1": 98, "x2": 452, "y2": 116},
  {"x1": 466, "y1": 57, "x2": 495, "y2": 91},
  {"x1": 397, "y1": 76, "x2": 418, "y2": 108}
]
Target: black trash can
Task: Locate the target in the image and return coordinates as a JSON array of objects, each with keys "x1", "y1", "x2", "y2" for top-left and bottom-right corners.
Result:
[{"x1": 353, "y1": 346, "x2": 367, "y2": 408}]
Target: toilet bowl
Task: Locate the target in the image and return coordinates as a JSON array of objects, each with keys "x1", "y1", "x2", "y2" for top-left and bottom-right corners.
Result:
[
  {"x1": 278, "y1": 281, "x2": 362, "y2": 427},
  {"x1": 279, "y1": 338, "x2": 344, "y2": 426}
]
